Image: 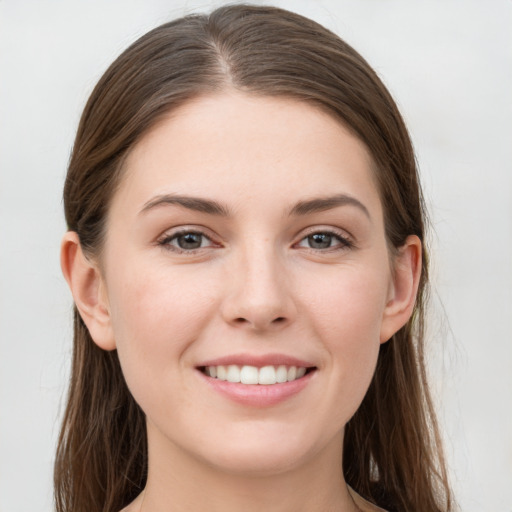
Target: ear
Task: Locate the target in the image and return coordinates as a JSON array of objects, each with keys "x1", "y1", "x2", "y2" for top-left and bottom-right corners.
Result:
[
  {"x1": 380, "y1": 235, "x2": 422, "y2": 343},
  {"x1": 60, "y1": 231, "x2": 116, "y2": 351}
]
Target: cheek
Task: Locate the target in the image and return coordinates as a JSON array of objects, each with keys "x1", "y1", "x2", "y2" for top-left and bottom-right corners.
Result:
[
  {"x1": 105, "y1": 261, "x2": 217, "y2": 398},
  {"x1": 109, "y1": 258, "x2": 216, "y2": 341},
  {"x1": 304, "y1": 263, "x2": 389, "y2": 341},
  {"x1": 301, "y1": 264, "x2": 389, "y2": 395}
]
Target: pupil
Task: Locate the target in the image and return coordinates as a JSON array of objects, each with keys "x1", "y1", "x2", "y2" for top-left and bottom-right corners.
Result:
[
  {"x1": 309, "y1": 233, "x2": 331, "y2": 249},
  {"x1": 178, "y1": 233, "x2": 202, "y2": 249}
]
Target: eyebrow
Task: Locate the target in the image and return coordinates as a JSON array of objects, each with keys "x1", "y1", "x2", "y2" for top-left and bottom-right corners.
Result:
[
  {"x1": 139, "y1": 193, "x2": 370, "y2": 219},
  {"x1": 289, "y1": 194, "x2": 371, "y2": 219},
  {"x1": 140, "y1": 194, "x2": 231, "y2": 216}
]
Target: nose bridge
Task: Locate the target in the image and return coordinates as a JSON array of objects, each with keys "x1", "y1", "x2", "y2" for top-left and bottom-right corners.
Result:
[{"x1": 222, "y1": 238, "x2": 295, "y2": 330}]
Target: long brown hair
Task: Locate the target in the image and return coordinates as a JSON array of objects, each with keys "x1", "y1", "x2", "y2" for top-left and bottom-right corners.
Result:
[{"x1": 55, "y1": 5, "x2": 453, "y2": 511}]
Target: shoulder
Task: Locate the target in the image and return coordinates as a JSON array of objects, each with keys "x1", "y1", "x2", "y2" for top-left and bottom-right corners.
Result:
[{"x1": 348, "y1": 486, "x2": 388, "y2": 512}]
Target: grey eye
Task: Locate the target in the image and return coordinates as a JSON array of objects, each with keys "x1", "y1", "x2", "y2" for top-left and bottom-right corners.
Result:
[
  {"x1": 296, "y1": 230, "x2": 352, "y2": 251},
  {"x1": 175, "y1": 232, "x2": 204, "y2": 250},
  {"x1": 307, "y1": 233, "x2": 334, "y2": 249}
]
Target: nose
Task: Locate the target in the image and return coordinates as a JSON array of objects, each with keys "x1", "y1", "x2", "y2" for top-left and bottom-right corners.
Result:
[{"x1": 220, "y1": 244, "x2": 297, "y2": 332}]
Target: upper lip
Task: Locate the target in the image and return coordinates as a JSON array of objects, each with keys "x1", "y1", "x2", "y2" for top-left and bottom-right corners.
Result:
[{"x1": 197, "y1": 353, "x2": 316, "y2": 368}]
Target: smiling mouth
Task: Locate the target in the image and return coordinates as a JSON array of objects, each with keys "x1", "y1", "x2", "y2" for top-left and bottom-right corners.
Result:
[{"x1": 198, "y1": 364, "x2": 316, "y2": 385}]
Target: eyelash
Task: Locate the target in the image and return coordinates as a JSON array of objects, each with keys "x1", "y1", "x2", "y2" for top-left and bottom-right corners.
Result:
[
  {"x1": 157, "y1": 228, "x2": 354, "y2": 254},
  {"x1": 157, "y1": 229, "x2": 217, "y2": 254},
  {"x1": 294, "y1": 229, "x2": 354, "y2": 252}
]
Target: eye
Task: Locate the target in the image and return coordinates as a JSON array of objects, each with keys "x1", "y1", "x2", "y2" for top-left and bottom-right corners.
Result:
[
  {"x1": 296, "y1": 231, "x2": 353, "y2": 251},
  {"x1": 158, "y1": 230, "x2": 216, "y2": 252}
]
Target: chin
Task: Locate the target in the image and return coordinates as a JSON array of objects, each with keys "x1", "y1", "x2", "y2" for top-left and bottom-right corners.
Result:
[
  {"x1": 191, "y1": 424, "x2": 329, "y2": 477},
  {"x1": 203, "y1": 445, "x2": 308, "y2": 477}
]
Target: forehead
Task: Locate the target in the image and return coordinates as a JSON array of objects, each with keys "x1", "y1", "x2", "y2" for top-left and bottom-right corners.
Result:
[{"x1": 113, "y1": 92, "x2": 382, "y2": 220}]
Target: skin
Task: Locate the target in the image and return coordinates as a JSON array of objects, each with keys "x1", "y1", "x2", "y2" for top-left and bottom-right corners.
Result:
[{"x1": 62, "y1": 92, "x2": 421, "y2": 512}]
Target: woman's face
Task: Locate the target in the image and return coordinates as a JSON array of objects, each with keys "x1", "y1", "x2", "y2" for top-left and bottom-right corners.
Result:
[{"x1": 96, "y1": 92, "x2": 406, "y2": 475}]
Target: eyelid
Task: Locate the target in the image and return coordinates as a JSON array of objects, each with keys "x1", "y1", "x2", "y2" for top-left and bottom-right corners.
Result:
[
  {"x1": 293, "y1": 226, "x2": 355, "y2": 250},
  {"x1": 156, "y1": 226, "x2": 221, "y2": 253},
  {"x1": 155, "y1": 224, "x2": 355, "y2": 254}
]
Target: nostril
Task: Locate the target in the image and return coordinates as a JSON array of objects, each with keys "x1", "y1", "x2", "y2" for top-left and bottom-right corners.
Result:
[{"x1": 230, "y1": 316, "x2": 287, "y2": 328}]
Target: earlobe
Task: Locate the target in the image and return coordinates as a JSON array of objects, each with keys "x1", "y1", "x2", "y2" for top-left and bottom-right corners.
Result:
[
  {"x1": 380, "y1": 235, "x2": 422, "y2": 343},
  {"x1": 60, "y1": 231, "x2": 116, "y2": 351}
]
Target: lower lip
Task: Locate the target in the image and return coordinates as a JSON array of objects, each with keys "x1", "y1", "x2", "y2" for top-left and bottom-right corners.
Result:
[{"x1": 197, "y1": 370, "x2": 315, "y2": 407}]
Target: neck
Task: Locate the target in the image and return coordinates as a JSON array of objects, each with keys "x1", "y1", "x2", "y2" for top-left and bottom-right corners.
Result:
[{"x1": 137, "y1": 422, "x2": 359, "y2": 512}]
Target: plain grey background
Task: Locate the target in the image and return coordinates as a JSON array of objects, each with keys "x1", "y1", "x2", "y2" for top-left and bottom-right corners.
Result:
[{"x1": 1, "y1": 1, "x2": 511, "y2": 511}]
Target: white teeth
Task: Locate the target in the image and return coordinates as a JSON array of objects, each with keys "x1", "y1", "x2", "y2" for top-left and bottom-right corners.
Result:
[
  {"x1": 287, "y1": 366, "x2": 297, "y2": 381},
  {"x1": 276, "y1": 365, "x2": 288, "y2": 383},
  {"x1": 258, "y1": 365, "x2": 276, "y2": 385},
  {"x1": 240, "y1": 365, "x2": 259, "y2": 384},
  {"x1": 226, "y1": 365, "x2": 241, "y2": 383},
  {"x1": 204, "y1": 364, "x2": 310, "y2": 385},
  {"x1": 216, "y1": 365, "x2": 227, "y2": 380}
]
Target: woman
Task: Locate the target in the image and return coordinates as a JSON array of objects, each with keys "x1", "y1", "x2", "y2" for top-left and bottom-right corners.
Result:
[{"x1": 55, "y1": 4, "x2": 453, "y2": 511}]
